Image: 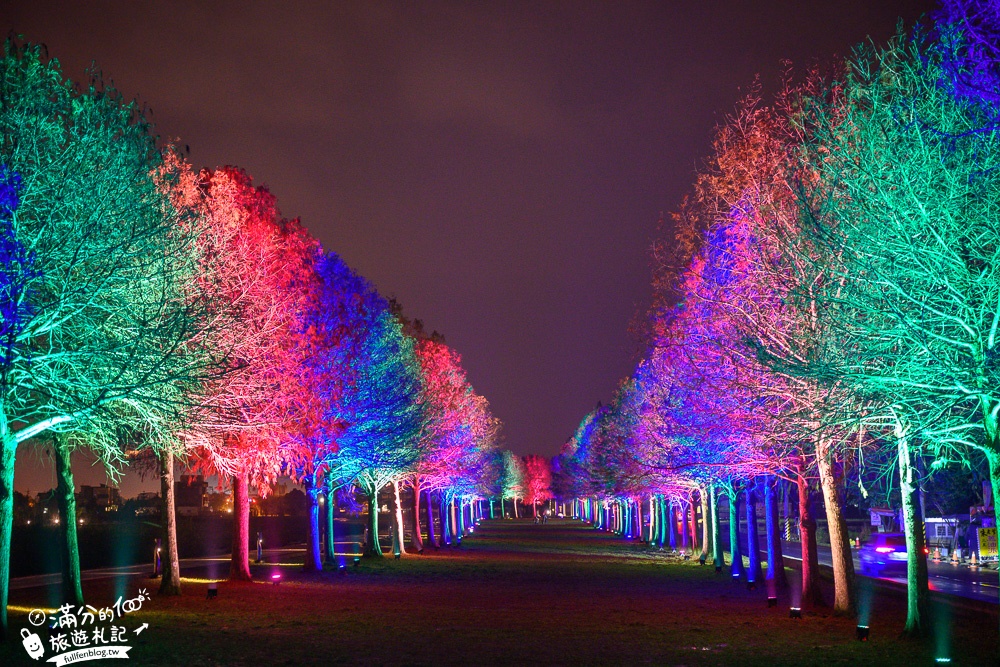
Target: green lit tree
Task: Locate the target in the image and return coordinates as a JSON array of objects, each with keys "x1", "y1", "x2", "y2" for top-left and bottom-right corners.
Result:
[
  {"x1": 790, "y1": 24, "x2": 1000, "y2": 634},
  {"x1": 0, "y1": 42, "x2": 217, "y2": 638},
  {"x1": 499, "y1": 450, "x2": 525, "y2": 518}
]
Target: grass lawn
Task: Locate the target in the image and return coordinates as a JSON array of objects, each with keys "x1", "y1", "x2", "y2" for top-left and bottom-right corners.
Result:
[{"x1": 3, "y1": 518, "x2": 996, "y2": 665}]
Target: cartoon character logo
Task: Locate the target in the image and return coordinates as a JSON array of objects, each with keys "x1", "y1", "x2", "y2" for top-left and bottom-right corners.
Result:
[{"x1": 21, "y1": 628, "x2": 44, "y2": 660}]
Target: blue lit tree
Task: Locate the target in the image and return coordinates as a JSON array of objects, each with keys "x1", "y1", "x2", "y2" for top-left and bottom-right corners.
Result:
[{"x1": 313, "y1": 253, "x2": 427, "y2": 557}]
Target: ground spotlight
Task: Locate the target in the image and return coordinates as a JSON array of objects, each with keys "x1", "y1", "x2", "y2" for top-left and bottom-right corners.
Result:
[
  {"x1": 767, "y1": 597, "x2": 777, "y2": 608},
  {"x1": 207, "y1": 583, "x2": 218, "y2": 599},
  {"x1": 271, "y1": 573, "x2": 281, "y2": 586},
  {"x1": 789, "y1": 607, "x2": 802, "y2": 619},
  {"x1": 856, "y1": 625, "x2": 869, "y2": 642},
  {"x1": 747, "y1": 582, "x2": 757, "y2": 591},
  {"x1": 353, "y1": 557, "x2": 361, "y2": 567},
  {"x1": 935, "y1": 658, "x2": 951, "y2": 664},
  {"x1": 338, "y1": 564, "x2": 347, "y2": 576}
]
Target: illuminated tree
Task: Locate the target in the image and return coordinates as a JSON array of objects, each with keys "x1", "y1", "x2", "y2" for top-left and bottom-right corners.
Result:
[
  {"x1": 316, "y1": 254, "x2": 427, "y2": 557},
  {"x1": 788, "y1": 18, "x2": 1000, "y2": 632},
  {"x1": 522, "y1": 455, "x2": 552, "y2": 517},
  {"x1": 0, "y1": 42, "x2": 218, "y2": 635},
  {"x1": 179, "y1": 166, "x2": 320, "y2": 581},
  {"x1": 499, "y1": 450, "x2": 525, "y2": 518},
  {"x1": 408, "y1": 338, "x2": 499, "y2": 550}
]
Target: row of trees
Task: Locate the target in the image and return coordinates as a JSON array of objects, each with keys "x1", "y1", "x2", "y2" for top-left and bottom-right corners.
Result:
[
  {"x1": 0, "y1": 39, "x2": 506, "y2": 640},
  {"x1": 554, "y1": 0, "x2": 1000, "y2": 637}
]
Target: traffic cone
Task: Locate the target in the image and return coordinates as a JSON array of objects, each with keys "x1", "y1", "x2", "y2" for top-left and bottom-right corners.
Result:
[
  {"x1": 971, "y1": 551, "x2": 979, "y2": 569},
  {"x1": 951, "y1": 549, "x2": 959, "y2": 564},
  {"x1": 933, "y1": 547, "x2": 940, "y2": 561}
]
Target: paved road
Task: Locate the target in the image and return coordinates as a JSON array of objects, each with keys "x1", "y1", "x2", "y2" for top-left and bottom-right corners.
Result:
[
  {"x1": 778, "y1": 539, "x2": 1000, "y2": 605},
  {"x1": 711, "y1": 526, "x2": 999, "y2": 604}
]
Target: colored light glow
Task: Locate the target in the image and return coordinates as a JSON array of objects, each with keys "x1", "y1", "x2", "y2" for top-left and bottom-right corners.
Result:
[
  {"x1": 6, "y1": 606, "x2": 57, "y2": 614},
  {"x1": 875, "y1": 547, "x2": 895, "y2": 553}
]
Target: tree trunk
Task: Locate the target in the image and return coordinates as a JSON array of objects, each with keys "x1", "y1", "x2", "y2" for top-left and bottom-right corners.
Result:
[
  {"x1": 365, "y1": 491, "x2": 383, "y2": 556},
  {"x1": 230, "y1": 473, "x2": 252, "y2": 580},
  {"x1": 1, "y1": 428, "x2": 17, "y2": 640},
  {"x1": 392, "y1": 479, "x2": 406, "y2": 555},
  {"x1": 691, "y1": 491, "x2": 700, "y2": 553},
  {"x1": 158, "y1": 451, "x2": 182, "y2": 596},
  {"x1": 411, "y1": 479, "x2": 424, "y2": 552},
  {"x1": 729, "y1": 488, "x2": 745, "y2": 579},
  {"x1": 700, "y1": 487, "x2": 710, "y2": 564},
  {"x1": 897, "y1": 424, "x2": 930, "y2": 636},
  {"x1": 54, "y1": 441, "x2": 84, "y2": 606},
  {"x1": 514, "y1": 497, "x2": 519, "y2": 518},
  {"x1": 440, "y1": 494, "x2": 451, "y2": 545},
  {"x1": 304, "y1": 477, "x2": 322, "y2": 572},
  {"x1": 711, "y1": 486, "x2": 723, "y2": 570},
  {"x1": 816, "y1": 437, "x2": 855, "y2": 616},
  {"x1": 681, "y1": 498, "x2": 690, "y2": 553},
  {"x1": 449, "y1": 497, "x2": 458, "y2": 540},
  {"x1": 745, "y1": 484, "x2": 762, "y2": 583},
  {"x1": 489, "y1": 498, "x2": 495, "y2": 519},
  {"x1": 656, "y1": 494, "x2": 670, "y2": 549},
  {"x1": 668, "y1": 499, "x2": 677, "y2": 550},
  {"x1": 797, "y1": 462, "x2": 823, "y2": 607},
  {"x1": 764, "y1": 476, "x2": 788, "y2": 589},
  {"x1": 426, "y1": 491, "x2": 439, "y2": 547},
  {"x1": 324, "y1": 474, "x2": 337, "y2": 565},
  {"x1": 648, "y1": 495, "x2": 656, "y2": 543}
]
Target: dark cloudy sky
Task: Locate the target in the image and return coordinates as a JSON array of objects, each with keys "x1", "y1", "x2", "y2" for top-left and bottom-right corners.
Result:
[{"x1": 7, "y1": 0, "x2": 935, "y2": 495}]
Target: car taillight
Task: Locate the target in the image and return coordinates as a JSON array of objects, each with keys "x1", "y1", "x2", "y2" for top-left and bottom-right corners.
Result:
[{"x1": 875, "y1": 546, "x2": 895, "y2": 553}]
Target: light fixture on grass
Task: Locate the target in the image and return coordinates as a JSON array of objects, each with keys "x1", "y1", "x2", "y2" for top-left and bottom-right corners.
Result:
[
  {"x1": 789, "y1": 607, "x2": 802, "y2": 619},
  {"x1": 856, "y1": 625, "x2": 869, "y2": 642},
  {"x1": 207, "y1": 583, "x2": 218, "y2": 599}
]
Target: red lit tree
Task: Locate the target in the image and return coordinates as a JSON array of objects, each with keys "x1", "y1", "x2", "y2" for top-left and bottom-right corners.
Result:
[{"x1": 522, "y1": 455, "x2": 552, "y2": 517}]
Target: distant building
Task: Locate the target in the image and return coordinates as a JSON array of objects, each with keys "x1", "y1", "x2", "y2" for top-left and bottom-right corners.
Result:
[
  {"x1": 133, "y1": 491, "x2": 161, "y2": 517},
  {"x1": 78, "y1": 484, "x2": 121, "y2": 512},
  {"x1": 175, "y1": 475, "x2": 208, "y2": 516}
]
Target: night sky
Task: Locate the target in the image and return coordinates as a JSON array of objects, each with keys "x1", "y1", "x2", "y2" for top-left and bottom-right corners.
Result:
[{"x1": 6, "y1": 0, "x2": 935, "y2": 496}]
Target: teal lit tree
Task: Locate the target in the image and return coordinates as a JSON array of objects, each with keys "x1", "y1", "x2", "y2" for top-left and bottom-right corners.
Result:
[
  {"x1": 787, "y1": 17, "x2": 1000, "y2": 634},
  {"x1": 0, "y1": 41, "x2": 218, "y2": 637}
]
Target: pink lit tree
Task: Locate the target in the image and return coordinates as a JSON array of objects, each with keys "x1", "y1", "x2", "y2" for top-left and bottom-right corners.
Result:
[{"x1": 179, "y1": 166, "x2": 321, "y2": 581}]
